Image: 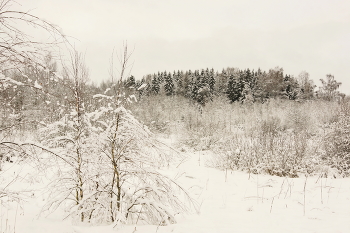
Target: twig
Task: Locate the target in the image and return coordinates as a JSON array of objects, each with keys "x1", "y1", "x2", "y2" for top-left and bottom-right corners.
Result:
[
  {"x1": 303, "y1": 175, "x2": 308, "y2": 216},
  {"x1": 155, "y1": 220, "x2": 162, "y2": 233},
  {"x1": 270, "y1": 197, "x2": 274, "y2": 213}
]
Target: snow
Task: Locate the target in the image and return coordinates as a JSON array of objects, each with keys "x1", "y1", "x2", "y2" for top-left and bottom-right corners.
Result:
[
  {"x1": 2, "y1": 77, "x2": 24, "y2": 86},
  {"x1": 1, "y1": 138, "x2": 350, "y2": 233},
  {"x1": 93, "y1": 94, "x2": 113, "y2": 99},
  {"x1": 34, "y1": 80, "x2": 43, "y2": 89},
  {"x1": 137, "y1": 83, "x2": 147, "y2": 91},
  {"x1": 53, "y1": 72, "x2": 63, "y2": 80},
  {"x1": 128, "y1": 95, "x2": 137, "y2": 103}
]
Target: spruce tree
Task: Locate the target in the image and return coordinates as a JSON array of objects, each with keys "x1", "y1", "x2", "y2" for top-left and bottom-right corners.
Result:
[
  {"x1": 151, "y1": 74, "x2": 160, "y2": 95},
  {"x1": 164, "y1": 72, "x2": 175, "y2": 96},
  {"x1": 215, "y1": 69, "x2": 228, "y2": 96},
  {"x1": 227, "y1": 74, "x2": 242, "y2": 102},
  {"x1": 176, "y1": 70, "x2": 184, "y2": 95},
  {"x1": 184, "y1": 70, "x2": 194, "y2": 98},
  {"x1": 209, "y1": 68, "x2": 216, "y2": 94},
  {"x1": 190, "y1": 72, "x2": 200, "y2": 100}
]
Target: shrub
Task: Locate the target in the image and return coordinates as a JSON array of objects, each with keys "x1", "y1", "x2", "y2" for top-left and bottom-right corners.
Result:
[
  {"x1": 130, "y1": 96, "x2": 342, "y2": 177},
  {"x1": 39, "y1": 104, "x2": 195, "y2": 225},
  {"x1": 324, "y1": 102, "x2": 350, "y2": 176}
]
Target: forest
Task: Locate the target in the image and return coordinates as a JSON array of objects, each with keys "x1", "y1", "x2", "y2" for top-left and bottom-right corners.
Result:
[{"x1": 1, "y1": 0, "x2": 350, "y2": 232}]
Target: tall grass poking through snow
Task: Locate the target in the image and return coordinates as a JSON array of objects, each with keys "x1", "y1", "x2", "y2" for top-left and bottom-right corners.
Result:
[{"x1": 130, "y1": 96, "x2": 348, "y2": 177}]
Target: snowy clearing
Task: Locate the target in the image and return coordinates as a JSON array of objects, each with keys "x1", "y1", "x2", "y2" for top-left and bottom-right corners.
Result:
[{"x1": 1, "y1": 137, "x2": 349, "y2": 233}]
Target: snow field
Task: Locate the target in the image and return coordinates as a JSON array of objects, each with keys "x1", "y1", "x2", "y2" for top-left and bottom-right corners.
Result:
[{"x1": 1, "y1": 146, "x2": 350, "y2": 233}]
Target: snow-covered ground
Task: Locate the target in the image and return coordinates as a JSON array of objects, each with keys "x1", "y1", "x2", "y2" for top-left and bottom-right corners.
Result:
[{"x1": 1, "y1": 140, "x2": 350, "y2": 233}]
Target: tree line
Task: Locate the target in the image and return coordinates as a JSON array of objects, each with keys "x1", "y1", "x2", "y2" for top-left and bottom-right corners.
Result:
[
  {"x1": 119, "y1": 67, "x2": 343, "y2": 105},
  {"x1": 1, "y1": 58, "x2": 345, "y2": 130}
]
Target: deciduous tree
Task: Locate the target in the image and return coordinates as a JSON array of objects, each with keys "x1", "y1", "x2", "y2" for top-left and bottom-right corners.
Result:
[{"x1": 319, "y1": 74, "x2": 342, "y2": 101}]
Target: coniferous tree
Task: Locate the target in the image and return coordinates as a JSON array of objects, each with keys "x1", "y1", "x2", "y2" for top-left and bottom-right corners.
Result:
[
  {"x1": 190, "y1": 72, "x2": 200, "y2": 101},
  {"x1": 136, "y1": 78, "x2": 148, "y2": 99},
  {"x1": 151, "y1": 74, "x2": 160, "y2": 95},
  {"x1": 264, "y1": 67, "x2": 285, "y2": 99},
  {"x1": 196, "y1": 85, "x2": 211, "y2": 106},
  {"x1": 184, "y1": 70, "x2": 194, "y2": 98},
  {"x1": 137, "y1": 65, "x2": 322, "y2": 103},
  {"x1": 124, "y1": 75, "x2": 135, "y2": 88},
  {"x1": 190, "y1": 69, "x2": 211, "y2": 105},
  {"x1": 208, "y1": 68, "x2": 216, "y2": 94},
  {"x1": 158, "y1": 71, "x2": 164, "y2": 83},
  {"x1": 243, "y1": 69, "x2": 252, "y2": 86},
  {"x1": 253, "y1": 70, "x2": 268, "y2": 102},
  {"x1": 164, "y1": 72, "x2": 175, "y2": 96},
  {"x1": 247, "y1": 69, "x2": 258, "y2": 101},
  {"x1": 214, "y1": 69, "x2": 228, "y2": 96},
  {"x1": 175, "y1": 70, "x2": 184, "y2": 95},
  {"x1": 283, "y1": 74, "x2": 299, "y2": 100},
  {"x1": 227, "y1": 74, "x2": 242, "y2": 102},
  {"x1": 173, "y1": 71, "x2": 178, "y2": 83}
]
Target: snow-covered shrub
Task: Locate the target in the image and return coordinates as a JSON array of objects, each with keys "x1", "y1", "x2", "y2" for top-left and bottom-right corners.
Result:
[
  {"x1": 39, "y1": 103, "x2": 193, "y2": 225},
  {"x1": 323, "y1": 103, "x2": 350, "y2": 176},
  {"x1": 84, "y1": 106, "x2": 191, "y2": 224},
  {"x1": 209, "y1": 125, "x2": 324, "y2": 177},
  {"x1": 131, "y1": 96, "x2": 339, "y2": 178}
]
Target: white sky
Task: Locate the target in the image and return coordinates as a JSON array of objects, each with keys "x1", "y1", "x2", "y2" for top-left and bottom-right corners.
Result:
[{"x1": 19, "y1": 0, "x2": 350, "y2": 93}]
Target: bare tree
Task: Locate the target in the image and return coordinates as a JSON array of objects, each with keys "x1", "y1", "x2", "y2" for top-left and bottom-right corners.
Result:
[
  {"x1": 319, "y1": 74, "x2": 342, "y2": 101},
  {"x1": 42, "y1": 50, "x2": 89, "y2": 222},
  {"x1": 108, "y1": 41, "x2": 134, "y2": 96},
  {"x1": 0, "y1": 0, "x2": 66, "y2": 72},
  {"x1": 65, "y1": 50, "x2": 88, "y2": 221},
  {"x1": 0, "y1": 0, "x2": 67, "y2": 130},
  {"x1": 298, "y1": 71, "x2": 316, "y2": 100},
  {"x1": 35, "y1": 44, "x2": 197, "y2": 225}
]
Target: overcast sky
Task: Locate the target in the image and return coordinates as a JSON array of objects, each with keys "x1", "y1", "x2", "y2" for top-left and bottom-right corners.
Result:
[{"x1": 20, "y1": 0, "x2": 350, "y2": 93}]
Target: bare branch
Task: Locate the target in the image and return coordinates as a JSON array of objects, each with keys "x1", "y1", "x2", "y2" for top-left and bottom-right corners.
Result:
[{"x1": 0, "y1": 0, "x2": 69, "y2": 72}]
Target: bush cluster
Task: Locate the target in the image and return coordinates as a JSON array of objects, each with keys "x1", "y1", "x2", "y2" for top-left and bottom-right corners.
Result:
[
  {"x1": 131, "y1": 96, "x2": 348, "y2": 177},
  {"x1": 323, "y1": 102, "x2": 350, "y2": 176}
]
